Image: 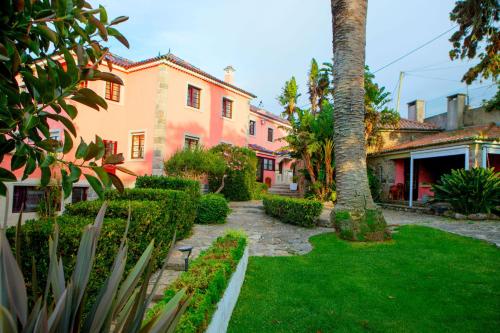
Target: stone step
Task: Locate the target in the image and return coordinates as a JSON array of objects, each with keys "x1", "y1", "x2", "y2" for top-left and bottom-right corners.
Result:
[{"x1": 147, "y1": 269, "x2": 182, "y2": 305}]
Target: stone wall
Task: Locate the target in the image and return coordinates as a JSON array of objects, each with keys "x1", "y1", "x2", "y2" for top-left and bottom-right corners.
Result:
[
  {"x1": 367, "y1": 130, "x2": 438, "y2": 154},
  {"x1": 367, "y1": 155, "x2": 400, "y2": 201}
]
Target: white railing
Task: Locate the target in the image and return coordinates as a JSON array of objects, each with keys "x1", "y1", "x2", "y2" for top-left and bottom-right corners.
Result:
[{"x1": 275, "y1": 170, "x2": 293, "y2": 185}]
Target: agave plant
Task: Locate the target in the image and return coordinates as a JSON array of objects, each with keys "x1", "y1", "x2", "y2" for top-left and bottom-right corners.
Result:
[
  {"x1": 0, "y1": 202, "x2": 190, "y2": 332},
  {"x1": 432, "y1": 167, "x2": 500, "y2": 215}
]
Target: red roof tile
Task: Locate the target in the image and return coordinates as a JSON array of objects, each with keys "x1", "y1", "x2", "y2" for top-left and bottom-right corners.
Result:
[
  {"x1": 375, "y1": 124, "x2": 500, "y2": 154},
  {"x1": 105, "y1": 53, "x2": 256, "y2": 98},
  {"x1": 381, "y1": 118, "x2": 442, "y2": 131}
]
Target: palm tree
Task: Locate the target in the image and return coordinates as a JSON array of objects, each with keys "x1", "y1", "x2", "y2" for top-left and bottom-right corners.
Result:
[
  {"x1": 330, "y1": 0, "x2": 388, "y2": 241},
  {"x1": 278, "y1": 77, "x2": 300, "y2": 121}
]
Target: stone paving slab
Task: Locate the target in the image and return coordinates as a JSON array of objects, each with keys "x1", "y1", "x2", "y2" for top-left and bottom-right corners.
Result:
[{"x1": 382, "y1": 209, "x2": 500, "y2": 247}]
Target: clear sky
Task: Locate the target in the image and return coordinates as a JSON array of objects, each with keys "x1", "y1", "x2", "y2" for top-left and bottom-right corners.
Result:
[{"x1": 99, "y1": 0, "x2": 496, "y2": 119}]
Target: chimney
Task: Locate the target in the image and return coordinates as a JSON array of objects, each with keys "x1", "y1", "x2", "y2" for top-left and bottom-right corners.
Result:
[
  {"x1": 407, "y1": 100, "x2": 425, "y2": 123},
  {"x1": 223, "y1": 66, "x2": 235, "y2": 84},
  {"x1": 446, "y1": 93, "x2": 466, "y2": 130}
]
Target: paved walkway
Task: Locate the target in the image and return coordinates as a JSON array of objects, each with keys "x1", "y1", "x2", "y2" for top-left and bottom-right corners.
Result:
[{"x1": 383, "y1": 209, "x2": 500, "y2": 247}]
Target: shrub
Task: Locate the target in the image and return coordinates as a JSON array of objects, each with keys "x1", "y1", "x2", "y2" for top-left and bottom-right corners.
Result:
[
  {"x1": 432, "y1": 167, "x2": 500, "y2": 214},
  {"x1": 135, "y1": 175, "x2": 201, "y2": 201},
  {"x1": 263, "y1": 195, "x2": 323, "y2": 227},
  {"x1": 144, "y1": 231, "x2": 247, "y2": 333},
  {"x1": 252, "y1": 182, "x2": 268, "y2": 200},
  {"x1": 104, "y1": 188, "x2": 195, "y2": 238},
  {"x1": 208, "y1": 144, "x2": 257, "y2": 201},
  {"x1": 196, "y1": 194, "x2": 230, "y2": 224},
  {"x1": 368, "y1": 168, "x2": 381, "y2": 202},
  {"x1": 164, "y1": 147, "x2": 226, "y2": 179},
  {"x1": 2, "y1": 204, "x2": 188, "y2": 332}
]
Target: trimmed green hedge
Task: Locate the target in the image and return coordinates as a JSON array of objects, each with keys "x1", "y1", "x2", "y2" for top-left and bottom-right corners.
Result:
[
  {"x1": 144, "y1": 231, "x2": 247, "y2": 333},
  {"x1": 195, "y1": 194, "x2": 230, "y2": 224},
  {"x1": 263, "y1": 195, "x2": 323, "y2": 227},
  {"x1": 104, "y1": 188, "x2": 195, "y2": 238},
  {"x1": 7, "y1": 214, "x2": 161, "y2": 312},
  {"x1": 135, "y1": 175, "x2": 201, "y2": 201}
]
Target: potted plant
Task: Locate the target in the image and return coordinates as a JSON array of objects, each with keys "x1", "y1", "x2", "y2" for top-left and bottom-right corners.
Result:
[{"x1": 290, "y1": 175, "x2": 299, "y2": 191}]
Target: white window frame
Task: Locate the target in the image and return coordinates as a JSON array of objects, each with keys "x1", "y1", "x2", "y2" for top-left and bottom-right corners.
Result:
[
  {"x1": 184, "y1": 134, "x2": 201, "y2": 149},
  {"x1": 186, "y1": 82, "x2": 203, "y2": 111},
  {"x1": 221, "y1": 96, "x2": 234, "y2": 120}
]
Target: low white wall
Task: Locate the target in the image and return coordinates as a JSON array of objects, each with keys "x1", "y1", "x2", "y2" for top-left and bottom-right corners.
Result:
[{"x1": 205, "y1": 246, "x2": 249, "y2": 333}]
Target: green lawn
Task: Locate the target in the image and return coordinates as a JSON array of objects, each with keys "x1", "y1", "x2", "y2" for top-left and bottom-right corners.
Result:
[{"x1": 228, "y1": 226, "x2": 500, "y2": 333}]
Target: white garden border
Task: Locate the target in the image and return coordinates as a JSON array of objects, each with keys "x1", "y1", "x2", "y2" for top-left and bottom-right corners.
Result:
[{"x1": 205, "y1": 246, "x2": 249, "y2": 333}]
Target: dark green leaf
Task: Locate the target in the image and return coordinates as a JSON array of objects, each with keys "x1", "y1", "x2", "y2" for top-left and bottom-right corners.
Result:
[{"x1": 84, "y1": 173, "x2": 104, "y2": 199}]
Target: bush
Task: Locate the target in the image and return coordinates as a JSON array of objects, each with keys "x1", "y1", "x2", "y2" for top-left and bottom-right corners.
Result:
[
  {"x1": 104, "y1": 188, "x2": 195, "y2": 238},
  {"x1": 144, "y1": 231, "x2": 247, "y2": 332},
  {"x1": 368, "y1": 168, "x2": 381, "y2": 202},
  {"x1": 135, "y1": 175, "x2": 201, "y2": 201},
  {"x1": 208, "y1": 144, "x2": 257, "y2": 201},
  {"x1": 263, "y1": 195, "x2": 323, "y2": 227},
  {"x1": 196, "y1": 194, "x2": 230, "y2": 224},
  {"x1": 164, "y1": 147, "x2": 226, "y2": 179},
  {"x1": 432, "y1": 167, "x2": 500, "y2": 214},
  {"x1": 252, "y1": 182, "x2": 268, "y2": 200}
]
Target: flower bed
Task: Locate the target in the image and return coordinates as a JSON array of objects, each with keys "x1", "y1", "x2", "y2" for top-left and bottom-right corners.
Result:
[
  {"x1": 263, "y1": 195, "x2": 323, "y2": 227},
  {"x1": 144, "y1": 231, "x2": 247, "y2": 332}
]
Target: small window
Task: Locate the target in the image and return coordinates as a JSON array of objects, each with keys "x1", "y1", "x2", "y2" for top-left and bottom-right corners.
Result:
[
  {"x1": 105, "y1": 82, "x2": 121, "y2": 102},
  {"x1": 103, "y1": 140, "x2": 117, "y2": 160},
  {"x1": 13, "y1": 186, "x2": 61, "y2": 213},
  {"x1": 249, "y1": 120, "x2": 256, "y2": 135},
  {"x1": 130, "y1": 132, "x2": 145, "y2": 159},
  {"x1": 50, "y1": 129, "x2": 63, "y2": 152},
  {"x1": 79, "y1": 80, "x2": 88, "y2": 89},
  {"x1": 187, "y1": 85, "x2": 201, "y2": 109},
  {"x1": 222, "y1": 98, "x2": 233, "y2": 118},
  {"x1": 71, "y1": 187, "x2": 88, "y2": 203},
  {"x1": 263, "y1": 158, "x2": 275, "y2": 171},
  {"x1": 184, "y1": 135, "x2": 200, "y2": 150},
  {"x1": 267, "y1": 128, "x2": 274, "y2": 142}
]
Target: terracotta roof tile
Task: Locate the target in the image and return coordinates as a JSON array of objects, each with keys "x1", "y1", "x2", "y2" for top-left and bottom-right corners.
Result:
[
  {"x1": 248, "y1": 143, "x2": 275, "y2": 155},
  {"x1": 375, "y1": 124, "x2": 500, "y2": 154},
  {"x1": 381, "y1": 118, "x2": 442, "y2": 131},
  {"x1": 250, "y1": 105, "x2": 290, "y2": 125},
  {"x1": 104, "y1": 53, "x2": 256, "y2": 98}
]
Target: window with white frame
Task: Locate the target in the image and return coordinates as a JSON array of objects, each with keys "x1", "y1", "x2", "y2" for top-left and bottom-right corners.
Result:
[
  {"x1": 222, "y1": 97, "x2": 233, "y2": 118},
  {"x1": 249, "y1": 120, "x2": 256, "y2": 135},
  {"x1": 184, "y1": 135, "x2": 200, "y2": 150},
  {"x1": 12, "y1": 186, "x2": 61, "y2": 213}
]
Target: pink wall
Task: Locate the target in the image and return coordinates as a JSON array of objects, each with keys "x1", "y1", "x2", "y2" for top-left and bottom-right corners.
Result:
[
  {"x1": 163, "y1": 65, "x2": 249, "y2": 158},
  {"x1": 248, "y1": 110, "x2": 289, "y2": 152},
  {"x1": 394, "y1": 159, "x2": 405, "y2": 184}
]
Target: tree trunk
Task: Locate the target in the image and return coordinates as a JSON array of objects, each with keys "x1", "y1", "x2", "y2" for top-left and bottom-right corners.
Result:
[{"x1": 330, "y1": 0, "x2": 388, "y2": 241}]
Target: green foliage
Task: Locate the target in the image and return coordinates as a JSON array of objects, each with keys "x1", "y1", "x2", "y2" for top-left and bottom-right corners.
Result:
[
  {"x1": 1, "y1": 204, "x2": 189, "y2": 332},
  {"x1": 278, "y1": 76, "x2": 300, "y2": 120},
  {"x1": 449, "y1": 0, "x2": 499, "y2": 83},
  {"x1": 263, "y1": 195, "x2": 323, "y2": 227},
  {"x1": 483, "y1": 83, "x2": 500, "y2": 112},
  {"x1": 432, "y1": 167, "x2": 500, "y2": 214},
  {"x1": 229, "y1": 226, "x2": 500, "y2": 332},
  {"x1": 196, "y1": 194, "x2": 230, "y2": 224},
  {"x1": 164, "y1": 147, "x2": 226, "y2": 179},
  {"x1": 252, "y1": 182, "x2": 269, "y2": 200},
  {"x1": 364, "y1": 67, "x2": 400, "y2": 148},
  {"x1": 145, "y1": 232, "x2": 247, "y2": 333},
  {"x1": 36, "y1": 184, "x2": 62, "y2": 218},
  {"x1": 367, "y1": 168, "x2": 382, "y2": 202},
  {"x1": 208, "y1": 144, "x2": 257, "y2": 201},
  {"x1": 135, "y1": 176, "x2": 201, "y2": 201},
  {"x1": 104, "y1": 188, "x2": 196, "y2": 239},
  {"x1": 0, "y1": 0, "x2": 132, "y2": 197}
]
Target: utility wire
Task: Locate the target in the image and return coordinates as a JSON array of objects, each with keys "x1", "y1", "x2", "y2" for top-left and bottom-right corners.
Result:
[
  {"x1": 373, "y1": 25, "x2": 457, "y2": 74},
  {"x1": 405, "y1": 73, "x2": 462, "y2": 83}
]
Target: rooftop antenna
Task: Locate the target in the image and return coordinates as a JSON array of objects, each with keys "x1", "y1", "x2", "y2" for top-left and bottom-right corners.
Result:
[{"x1": 258, "y1": 100, "x2": 264, "y2": 108}]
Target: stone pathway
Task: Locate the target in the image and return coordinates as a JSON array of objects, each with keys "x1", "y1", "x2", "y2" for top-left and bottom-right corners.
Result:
[{"x1": 382, "y1": 209, "x2": 500, "y2": 247}]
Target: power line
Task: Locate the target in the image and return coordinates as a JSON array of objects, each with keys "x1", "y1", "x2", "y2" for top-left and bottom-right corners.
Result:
[
  {"x1": 405, "y1": 73, "x2": 462, "y2": 83},
  {"x1": 373, "y1": 25, "x2": 457, "y2": 74}
]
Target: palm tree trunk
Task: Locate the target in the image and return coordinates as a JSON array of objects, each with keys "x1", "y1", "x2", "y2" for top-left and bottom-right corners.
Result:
[{"x1": 331, "y1": 0, "x2": 388, "y2": 241}]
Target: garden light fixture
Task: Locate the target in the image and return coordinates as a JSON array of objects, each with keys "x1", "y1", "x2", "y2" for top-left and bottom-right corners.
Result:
[{"x1": 178, "y1": 245, "x2": 193, "y2": 271}]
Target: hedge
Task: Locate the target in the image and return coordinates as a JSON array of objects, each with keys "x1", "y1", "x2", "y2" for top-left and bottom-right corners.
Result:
[
  {"x1": 263, "y1": 195, "x2": 323, "y2": 227},
  {"x1": 7, "y1": 214, "x2": 155, "y2": 313},
  {"x1": 144, "y1": 231, "x2": 247, "y2": 332},
  {"x1": 135, "y1": 175, "x2": 201, "y2": 201},
  {"x1": 104, "y1": 188, "x2": 195, "y2": 238},
  {"x1": 195, "y1": 194, "x2": 230, "y2": 224}
]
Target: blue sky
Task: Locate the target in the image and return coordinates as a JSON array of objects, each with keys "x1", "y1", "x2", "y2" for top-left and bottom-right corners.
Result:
[{"x1": 99, "y1": 0, "x2": 496, "y2": 118}]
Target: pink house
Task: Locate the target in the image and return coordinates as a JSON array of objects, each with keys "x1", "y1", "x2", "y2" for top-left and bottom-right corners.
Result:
[{"x1": 0, "y1": 53, "x2": 293, "y2": 225}]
